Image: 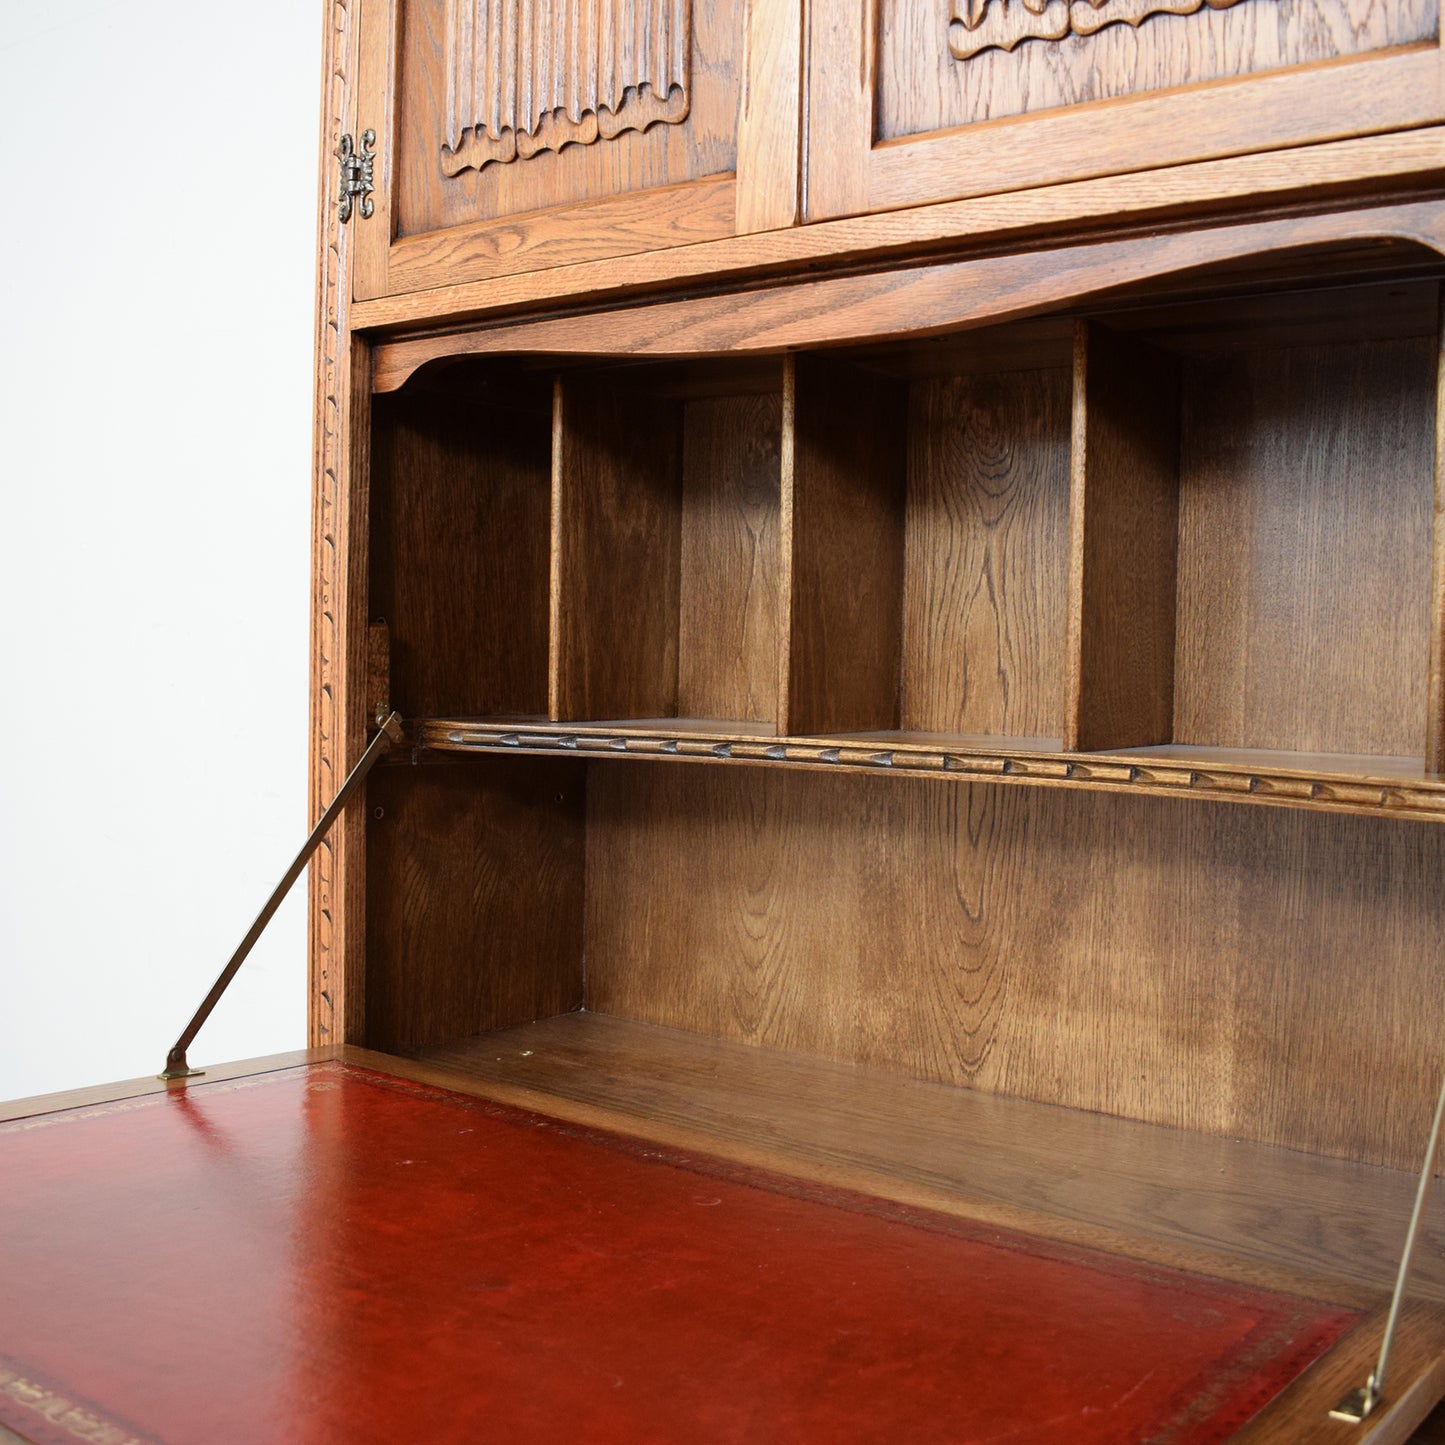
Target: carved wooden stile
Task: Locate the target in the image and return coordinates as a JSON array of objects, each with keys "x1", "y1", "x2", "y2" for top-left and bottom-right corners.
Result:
[{"x1": 442, "y1": 0, "x2": 692, "y2": 174}]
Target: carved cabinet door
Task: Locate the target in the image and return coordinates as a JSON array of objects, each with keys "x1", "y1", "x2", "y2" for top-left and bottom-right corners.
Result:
[
  {"x1": 806, "y1": 0, "x2": 1445, "y2": 221},
  {"x1": 351, "y1": 0, "x2": 803, "y2": 300}
]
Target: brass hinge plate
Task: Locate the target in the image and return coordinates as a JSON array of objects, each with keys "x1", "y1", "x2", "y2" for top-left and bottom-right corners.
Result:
[{"x1": 337, "y1": 129, "x2": 375, "y2": 223}]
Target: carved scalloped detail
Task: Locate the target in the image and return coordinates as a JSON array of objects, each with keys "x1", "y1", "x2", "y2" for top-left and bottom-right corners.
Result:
[
  {"x1": 310, "y1": 0, "x2": 355, "y2": 1048},
  {"x1": 949, "y1": 0, "x2": 1255, "y2": 60},
  {"x1": 415, "y1": 722, "x2": 1445, "y2": 823},
  {"x1": 442, "y1": 0, "x2": 691, "y2": 175}
]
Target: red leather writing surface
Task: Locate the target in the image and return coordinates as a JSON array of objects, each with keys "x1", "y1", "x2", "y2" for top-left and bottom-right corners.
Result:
[{"x1": 0, "y1": 1064, "x2": 1354, "y2": 1444}]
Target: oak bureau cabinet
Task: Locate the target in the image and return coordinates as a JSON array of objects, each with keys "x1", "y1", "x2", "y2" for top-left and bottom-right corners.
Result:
[{"x1": 317, "y1": 0, "x2": 1445, "y2": 1437}]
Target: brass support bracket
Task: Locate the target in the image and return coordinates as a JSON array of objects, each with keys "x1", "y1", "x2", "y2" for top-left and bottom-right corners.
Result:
[
  {"x1": 1329, "y1": 1055, "x2": 1445, "y2": 1423},
  {"x1": 159, "y1": 713, "x2": 405, "y2": 1082}
]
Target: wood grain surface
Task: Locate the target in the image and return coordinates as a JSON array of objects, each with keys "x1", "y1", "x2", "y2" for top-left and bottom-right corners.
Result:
[
  {"x1": 351, "y1": 130, "x2": 1445, "y2": 333},
  {"x1": 364, "y1": 760, "x2": 585, "y2": 1050},
  {"x1": 810, "y1": 0, "x2": 1441, "y2": 225},
  {"x1": 902, "y1": 366, "x2": 1071, "y2": 739},
  {"x1": 734, "y1": 0, "x2": 803, "y2": 233},
  {"x1": 1174, "y1": 333, "x2": 1435, "y2": 757},
  {"x1": 878, "y1": 0, "x2": 1436, "y2": 137},
  {"x1": 391, "y1": 0, "x2": 740, "y2": 237},
  {"x1": 368, "y1": 199, "x2": 1445, "y2": 389},
  {"x1": 1429, "y1": 295, "x2": 1445, "y2": 774},
  {"x1": 785, "y1": 355, "x2": 908, "y2": 735},
  {"x1": 1066, "y1": 320, "x2": 1181, "y2": 751},
  {"x1": 582, "y1": 760, "x2": 1445, "y2": 1170},
  {"x1": 676, "y1": 391, "x2": 784, "y2": 723},
  {"x1": 552, "y1": 374, "x2": 685, "y2": 719},
  {"x1": 309, "y1": 0, "x2": 367, "y2": 1049},
  {"x1": 371, "y1": 384, "x2": 552, "y2": 718}
]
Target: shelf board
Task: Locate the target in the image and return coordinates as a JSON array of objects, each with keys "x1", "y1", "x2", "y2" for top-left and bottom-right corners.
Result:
[
  {"x1": 369, "y1": 1011, "x2": 1445, "y2": 1314},
  {"x1": 411, "y1": 716, "x2": 1445, "y2": 822}
]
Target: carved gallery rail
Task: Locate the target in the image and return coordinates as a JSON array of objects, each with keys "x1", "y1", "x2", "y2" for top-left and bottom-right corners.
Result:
[{"x1": 412, "y1": 720, "x2": 1445, "y2": 823}]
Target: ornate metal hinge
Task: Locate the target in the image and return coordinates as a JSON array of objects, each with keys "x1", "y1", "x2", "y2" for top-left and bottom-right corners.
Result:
[{"x1": 337, "y1": 129, "x2": 375, "y2": 222}]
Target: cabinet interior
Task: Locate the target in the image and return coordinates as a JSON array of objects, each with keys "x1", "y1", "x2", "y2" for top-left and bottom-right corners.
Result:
[{"x1": 362, "y1": 271, "x2": 1445, "y2": 1209}]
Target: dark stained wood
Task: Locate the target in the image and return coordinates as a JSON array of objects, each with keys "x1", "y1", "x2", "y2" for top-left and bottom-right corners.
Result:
[
  {"x1": 370, "y1": 385, "x2": 552, "y2": 718},
  {"x1": 878, "y1": 0, "x2": 1435, "y2": 140},
  {"x1": 785, "y1": 354, "x2": 908, "y2": 735},
  {"x1": 352, "y1": 131, "x2": 1445, "y2": 336},
  {"x1": 1413, "y1": 1402, "x2": 1445, "y2": 1441},
  {"x1": 365, "y1": 620, "x2": 391, "y2": 722},
  {"x1": 903, "y1": 366, "x2": 1071, "y2": 739},
  {"x1": 1175, "y1": 333, "x2": 1435, "y2": 757},
  {"x1": 1066, "y1": 320, "x2": 1181, "y2": 752},
  {"x1": 551, "y1": 374, "x2": 685, "y2": 720},
  {"x1": 1430, "y1": 295, "x2": 1445, "y2": 775},
  {"x1": 552, "y1": 369, "x2": 785, "y2": 724},
  {"x1": 364, "y1": 760, "x2": 585, "y2": 1051},
  {"x1": 386, "y1": 1014, "x2": 1435, "y2": 1306},
  {"x1": 368, "y1": 199, "x2": 1445, "y2": 390},
  {"x1": 677, "y1": 392, "x2": 784, "y2": 724},
  {"x1": 582, "y1": 760, "x2": 1445, "y2": 1171}
]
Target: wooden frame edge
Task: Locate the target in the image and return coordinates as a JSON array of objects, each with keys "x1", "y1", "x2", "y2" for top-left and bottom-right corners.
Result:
[{"x1": 0, "y1": 1048, "x2": 338, "y2": 1125}]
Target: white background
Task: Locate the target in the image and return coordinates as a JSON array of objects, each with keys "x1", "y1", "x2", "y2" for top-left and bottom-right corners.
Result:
[{"x1": 0, "y1": 2, "x2": 323, "y2": 1099}]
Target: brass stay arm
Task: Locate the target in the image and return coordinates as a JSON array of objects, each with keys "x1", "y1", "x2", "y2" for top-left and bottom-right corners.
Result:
[{"x1": 159, "y1": 712, "x2": 404, "y2": 1082}]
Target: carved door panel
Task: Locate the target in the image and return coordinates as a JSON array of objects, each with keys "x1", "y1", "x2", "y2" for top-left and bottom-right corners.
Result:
[
  {"x1": 353, "y1": 0, "x2": 802, "y2": 300},
  {"x1": 806, "y1": 0, "x2": 1444, "y2": 221}
]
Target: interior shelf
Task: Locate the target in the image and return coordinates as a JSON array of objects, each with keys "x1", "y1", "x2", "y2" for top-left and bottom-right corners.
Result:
[
  {"x1": 379, "y1": 1011, "x2": 1445, "y2": 1309},
  {"x1": 411, "y1": 715, "x2": 1445, "y2": 821},
  {"x1": 373, "y1": 274, "x2": 1445, "y2": 816}
]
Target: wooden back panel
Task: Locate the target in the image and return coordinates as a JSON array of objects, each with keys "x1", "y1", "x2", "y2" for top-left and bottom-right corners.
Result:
[
  {"x1": 371, "y1": 387, "x2": 552, "y2": 718},
  {"x1": 584, "y1": 759, "x2": 1445, "y2": 1172}
]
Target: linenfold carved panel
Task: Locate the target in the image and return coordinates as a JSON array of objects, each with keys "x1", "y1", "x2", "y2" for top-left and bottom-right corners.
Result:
[
  {"x1": 442, "y1": 0, "x2": 692, "y2": 175},
  {"x1": 949, "y1": 0, "x2": 1253, "y2": 59}
]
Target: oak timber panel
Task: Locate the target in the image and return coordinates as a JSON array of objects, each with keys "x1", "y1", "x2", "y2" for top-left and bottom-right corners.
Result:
[
  {"x1": 676, "y1": 393, "x2": 784, "y2": 724},
  {"x1": 786, "y1": 355, "x2": 908, "y2": 736},
  {"x1": 901, "y1": 367, "x2": 1071, "y2": 739},
  {"x1": 1066, "y1": 322, "x2": 1181, "y2": 752},
  {"x1": 392, "y1": 0, "x2": 740, "y2": 238},
  {"x1": 366, "y1": 760, "x2": 585, "y2": 1051},
  {"x1": 370, "y1": 386, "x2": 551, "y2": 718},
  {"x1": 552, "y1": 376, "x2": 685, "y2": 720},
  {"x1": 1174, "y1": 334, "x2": 1436, "y2": 757},
  {"x1": 584, "y1": 761, "x2": 1445, "y2": 1171},
  {"x1": 877, "y1": 0, "x2": 1437, "y2": 138}
]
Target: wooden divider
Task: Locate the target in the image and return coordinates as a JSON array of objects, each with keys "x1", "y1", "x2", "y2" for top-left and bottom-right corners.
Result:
[
  {"x1": 1064, "y1": 321, "x2": 1181, "y2": 753},
  {"x1": 1428, "y1": 292, "x2": 1445, "y2": 775},
  {"x1": 784, "y1": 354, "x2": 908, "y2": 736},
  {"x1": 550, "y1": 375, "x2": 685, "y2": 722}
]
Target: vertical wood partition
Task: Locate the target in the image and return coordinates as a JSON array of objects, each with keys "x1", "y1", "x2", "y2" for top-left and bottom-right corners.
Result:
[
  {"x1": 784, "y1": 354, "x2": 908, "y2": 736},
  {"x1": 1429, "y1": 294, "x2": 1445, "y2": 775},
  {"x1": 1065, "y1": 321, "x2": 1181, "y2": 753},
  {"x1": 551, "y1": 376, "x2": 686, "y2": 721}
]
